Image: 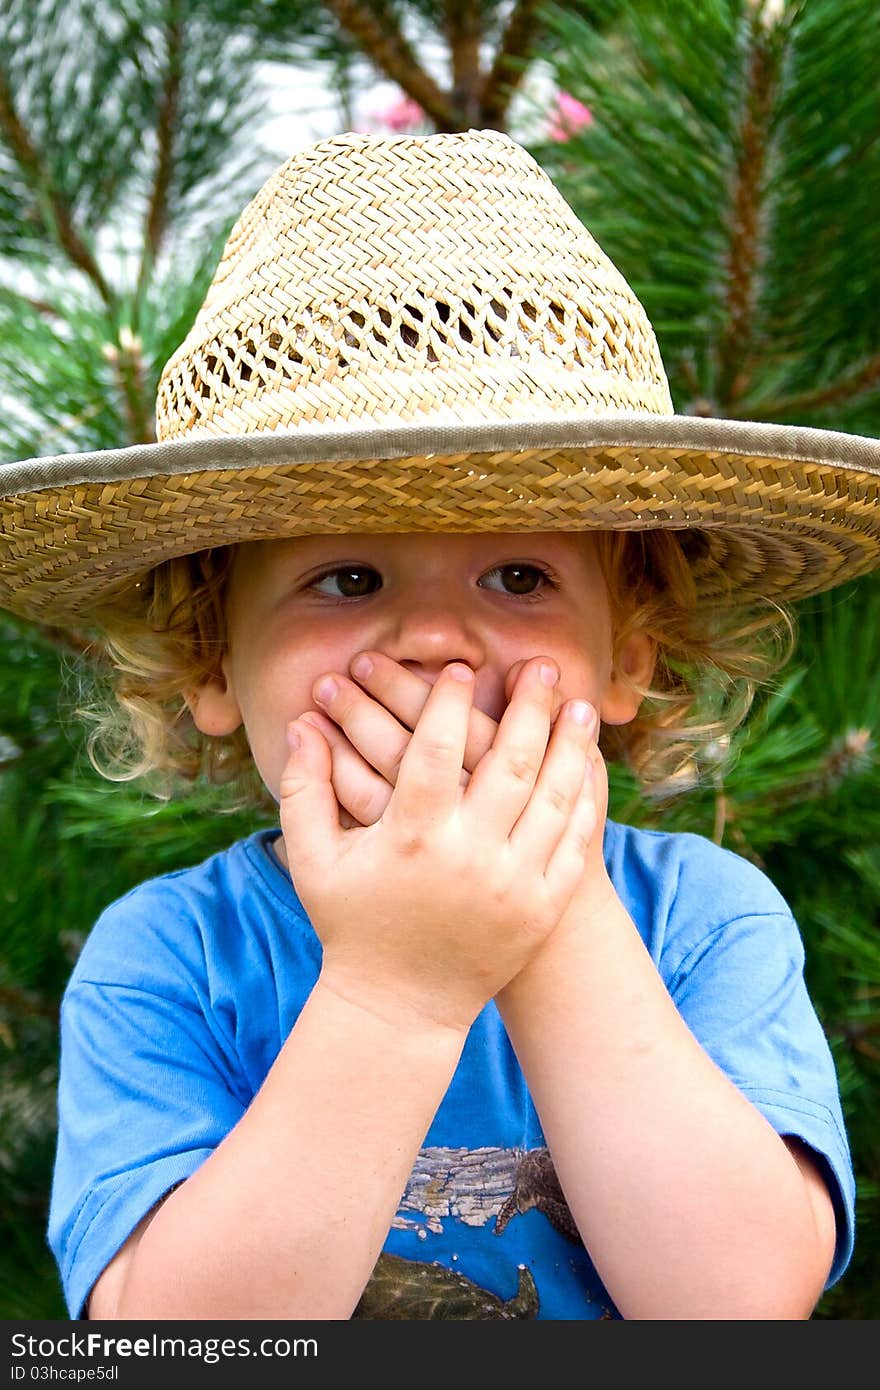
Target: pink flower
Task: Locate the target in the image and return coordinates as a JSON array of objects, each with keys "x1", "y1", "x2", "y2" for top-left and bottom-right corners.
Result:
[
  {"x1": 370, "y1": 94, "x2": 425, "y2": 133},
  {"x1": 546, "y1": 91, "x2": 593, "y2": 142}
]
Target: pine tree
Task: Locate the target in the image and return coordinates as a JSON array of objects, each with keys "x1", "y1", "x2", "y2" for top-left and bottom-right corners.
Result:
[
  {"x1": 203, "y1": 0, "x2": 616, "y2": 133},
  {"x1": 0, "y1": 0, "x2": 283, "y2": 1318},
  {"x1": 534, "y1": 0, "x2": 880, "y2": 1319},
  {"x1": 0, "y1": 0, "x2": 877, "y2": 1318}
]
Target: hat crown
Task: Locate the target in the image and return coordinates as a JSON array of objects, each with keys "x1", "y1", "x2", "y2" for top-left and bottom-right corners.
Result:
[{"x1": 156, "y1": 129, "x2": 673, "y2": 441}]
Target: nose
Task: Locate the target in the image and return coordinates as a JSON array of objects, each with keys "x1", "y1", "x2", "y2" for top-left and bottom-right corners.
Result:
[{"x1": 381, "y1": 590, "x2": 486, "y2": 680}]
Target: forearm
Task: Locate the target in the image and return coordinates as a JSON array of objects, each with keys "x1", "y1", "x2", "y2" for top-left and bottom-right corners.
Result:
[
  {"x1": 495, "y1": 886, "x2": 835, "y2": 1320},
  {"x1": 113, "y1": 978, "x2": 465, "y2": 1319}
]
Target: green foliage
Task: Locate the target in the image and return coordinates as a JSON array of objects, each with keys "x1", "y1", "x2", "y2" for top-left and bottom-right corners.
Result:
[
  {"x1": 536, "y1": 0, "x2": 880, "y2": 432},
  {"x1": 535, "y1": 0, "x2": 880, "y2": 1316},
  {"x1": 198, "y1": 0, "x2": 569, "y2": 65},
  {"x1": 0, "y1": 0, "x2": 283, "y2": 1317},
  {"x1": 0, "y1": 0, "x2": 269, "y2": 263},
  {"x1": 0, "y1": 285, "x2": 127, "y2": 461},
  {"x1": 0, "y1": 0, "x2": 281, "y2": 462}
]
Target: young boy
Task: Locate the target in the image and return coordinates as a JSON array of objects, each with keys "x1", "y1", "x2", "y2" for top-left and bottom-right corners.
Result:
[{"x1": 1, "y1": 129, "x2": 878, "y2": 1321}]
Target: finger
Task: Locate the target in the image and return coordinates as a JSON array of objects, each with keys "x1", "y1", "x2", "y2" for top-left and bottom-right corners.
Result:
[
  {"x1": 508, "y1": 699, "x2": 599, "y2": 870},
  {"x1": 463, "y1": 657, "x2": 560, "y2": 838},
  {"x1": 542, "y1": 750, "x2": 600, "y2": 909},
  {"x1": 303, "y1": 707, "x2": 470, "y2": 826},
  {"x1": 301, "y1": 709, "x2": 396, "y2": 826},
  {"x1": 348, "y1": 651, "x2": 498, "y2": 774},
  {"x1": 503, "y1": 659, "x2": 528, "y2": 706},
  {"x1": 314, "y1": 672, "x2": 412, "y2": 785},
  {"x1": 505, "y1": 658, "x2": 565, "y2": 726},
  {"x1": 388, "y1": 663, "x2": 475, "y2": 832},
  {"x1": 278, "y1": 718, "x2": 342, "y2": 881}
]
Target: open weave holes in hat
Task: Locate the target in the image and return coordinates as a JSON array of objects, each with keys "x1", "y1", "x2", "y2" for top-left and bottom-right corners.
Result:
[{"x1": 1, "y1": 128, "x2": 879, "y2": 625}]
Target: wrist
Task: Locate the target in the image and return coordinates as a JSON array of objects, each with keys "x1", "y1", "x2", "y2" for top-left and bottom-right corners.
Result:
[
  {"x1": 314, "y1": 967, "x2": 476, "y2": 1047},
  {"x1": 495, "y1": 867, "x2": 622, "y2": 1012}
]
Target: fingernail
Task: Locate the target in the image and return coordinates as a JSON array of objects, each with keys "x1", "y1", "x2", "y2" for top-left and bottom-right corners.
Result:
[
  {"x1": 286, "y1": 723, "x2": 301, "y2": 752},
  {"x1": 448, "y1": 664, "x2": 474, "y2": 683},
  {"x1": 540, "y1": 662, "x2": 559, "y2": 688},
  {"x1": 351, "y1": 654, "x2": 373, "y2": 681},
  {"x1": 568, "y1": 700, "x2": 597, "y2": 732},
  {"x1": 315, "y1": 677, "x2": 338, "y2": 705}
]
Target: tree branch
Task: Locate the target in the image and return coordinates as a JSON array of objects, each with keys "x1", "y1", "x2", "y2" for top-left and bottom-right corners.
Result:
[
  {"x1": 105, "y1": 329, "x2": 156, "y2": 445},
  {"x1": 715, "y1": 15, "x2": 780, "y2": 409},
  {"x1": 322, "y1": 0, "x2": 460, "y2": 130},
  {"x1": 0, "y1": 67, "x2": 115, "y2": 307},
  {"x1": 21, "y1": 295, "x2": 62, "y2": 320},
  {"x1": 740, "y1": 352, "x2": 880, "y2": 421},
  {"x1": 444, "y1": 0, "x2": 483, "y2": 126},
  {"x1": 479, "y1": 0, "x2": 542, "y2": 129},
  {"x1": 135, "y1": 3, "x2": 183, "y2": 314}
]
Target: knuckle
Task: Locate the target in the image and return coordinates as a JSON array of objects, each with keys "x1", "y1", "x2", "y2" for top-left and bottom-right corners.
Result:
[
  {"x1": 278, "y1": 769, "x2": 307, "y2": 800},
  {"x1": 543, "y1": 783, "x2": 573, "y2": 818},
  {"x1": 504, "y1": 748, "x2": 538, "y2": 784},
  {"x1": 569, "y1": 826, "x2": 591, "y2": 858},
  {"x1": 418, "y1": 736, "x2": 459, "y2": 767},
  {"x1": 392, "y1": 828, "x2": 427, "y2": 858}
]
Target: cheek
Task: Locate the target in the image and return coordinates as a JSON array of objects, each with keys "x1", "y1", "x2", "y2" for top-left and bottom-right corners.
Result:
[
  {"x1": 231, "y1": 620, "x2": 351, "y2": 716},
  {"x1": 233, "y1": 669, "x2": 305, "y2": 801},
  {"x1": 232, "y1": 648, "x2": 303, "y2": 715},
  {"x1": 547, "y1": 627, "x2": 614, "y2": 702},
  {"x1": 229, "y1": 630, "x2": 362, "y2": 794}
]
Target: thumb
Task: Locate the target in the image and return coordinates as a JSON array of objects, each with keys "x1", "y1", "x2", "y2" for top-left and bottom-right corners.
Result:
[{"x1": 278, "y1": 718, "x2": 341, "y2": 878}]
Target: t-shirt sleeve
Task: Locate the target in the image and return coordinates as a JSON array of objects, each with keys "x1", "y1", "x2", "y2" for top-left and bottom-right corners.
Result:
[
  {"x1": 48, "y1": 898, "x2": 248, "y2": 1319},
  {"x1": 658, "y1": 841, "x2": 855, "y2": 1288}
]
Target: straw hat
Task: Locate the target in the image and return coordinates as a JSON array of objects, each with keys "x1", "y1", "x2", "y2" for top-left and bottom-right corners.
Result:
[{"x1": 1, "y1": 127, "x2": 878, "y2": 626}]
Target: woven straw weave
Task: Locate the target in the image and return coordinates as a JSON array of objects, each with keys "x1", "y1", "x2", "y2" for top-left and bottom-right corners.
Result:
[
  {"x1": 1, "y1": 440, "x2": 877, "y2": 621},
  {"x1": 156, "y1": 131, "x2": 673, "y2": 440}
]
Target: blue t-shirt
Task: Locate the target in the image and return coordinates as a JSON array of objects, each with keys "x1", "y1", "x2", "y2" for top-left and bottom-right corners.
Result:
[{"x1": 48, "y1": 822, "x2": 855, "y2": 1320}]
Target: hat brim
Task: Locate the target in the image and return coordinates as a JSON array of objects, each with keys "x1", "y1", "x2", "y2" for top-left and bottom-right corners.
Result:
[{"x1": 1, "y1": 413, "x2": 879, "y2": 625}]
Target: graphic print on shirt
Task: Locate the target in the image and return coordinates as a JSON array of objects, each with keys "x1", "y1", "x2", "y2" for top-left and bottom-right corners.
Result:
[
  {"x1": 354, "y1": 1145, "x2": 602, "y2": 1319},
  {"x1": 354, "y1": 1252, "x2": 539, "y2": 1318}
]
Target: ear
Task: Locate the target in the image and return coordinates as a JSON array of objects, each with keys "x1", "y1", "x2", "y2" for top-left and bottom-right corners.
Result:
[
  {"x1": 600, "y1": 630, "x2": 657, "y2": 726},
  {"x1": 184, "y1": 658, "x2": 243, "y2": 737}
]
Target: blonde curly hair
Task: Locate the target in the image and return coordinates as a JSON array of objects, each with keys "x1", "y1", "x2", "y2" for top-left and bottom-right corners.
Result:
[{"x1": 76, "y1": 530, "x2": 795, "y2": 811}]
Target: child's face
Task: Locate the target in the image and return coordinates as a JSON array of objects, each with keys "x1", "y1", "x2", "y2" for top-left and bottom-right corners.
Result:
[{"x1": 188, "y1": 532, "x2": 654, "y2": 803}]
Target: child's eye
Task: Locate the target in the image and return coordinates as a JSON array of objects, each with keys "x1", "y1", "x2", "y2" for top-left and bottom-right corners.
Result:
[
  {"x1": 309, "y1": 566, "x2": 382, "y2": 598},
  {"x1": 478, "y1": 563, "x2": 557, "y2": 597}
]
